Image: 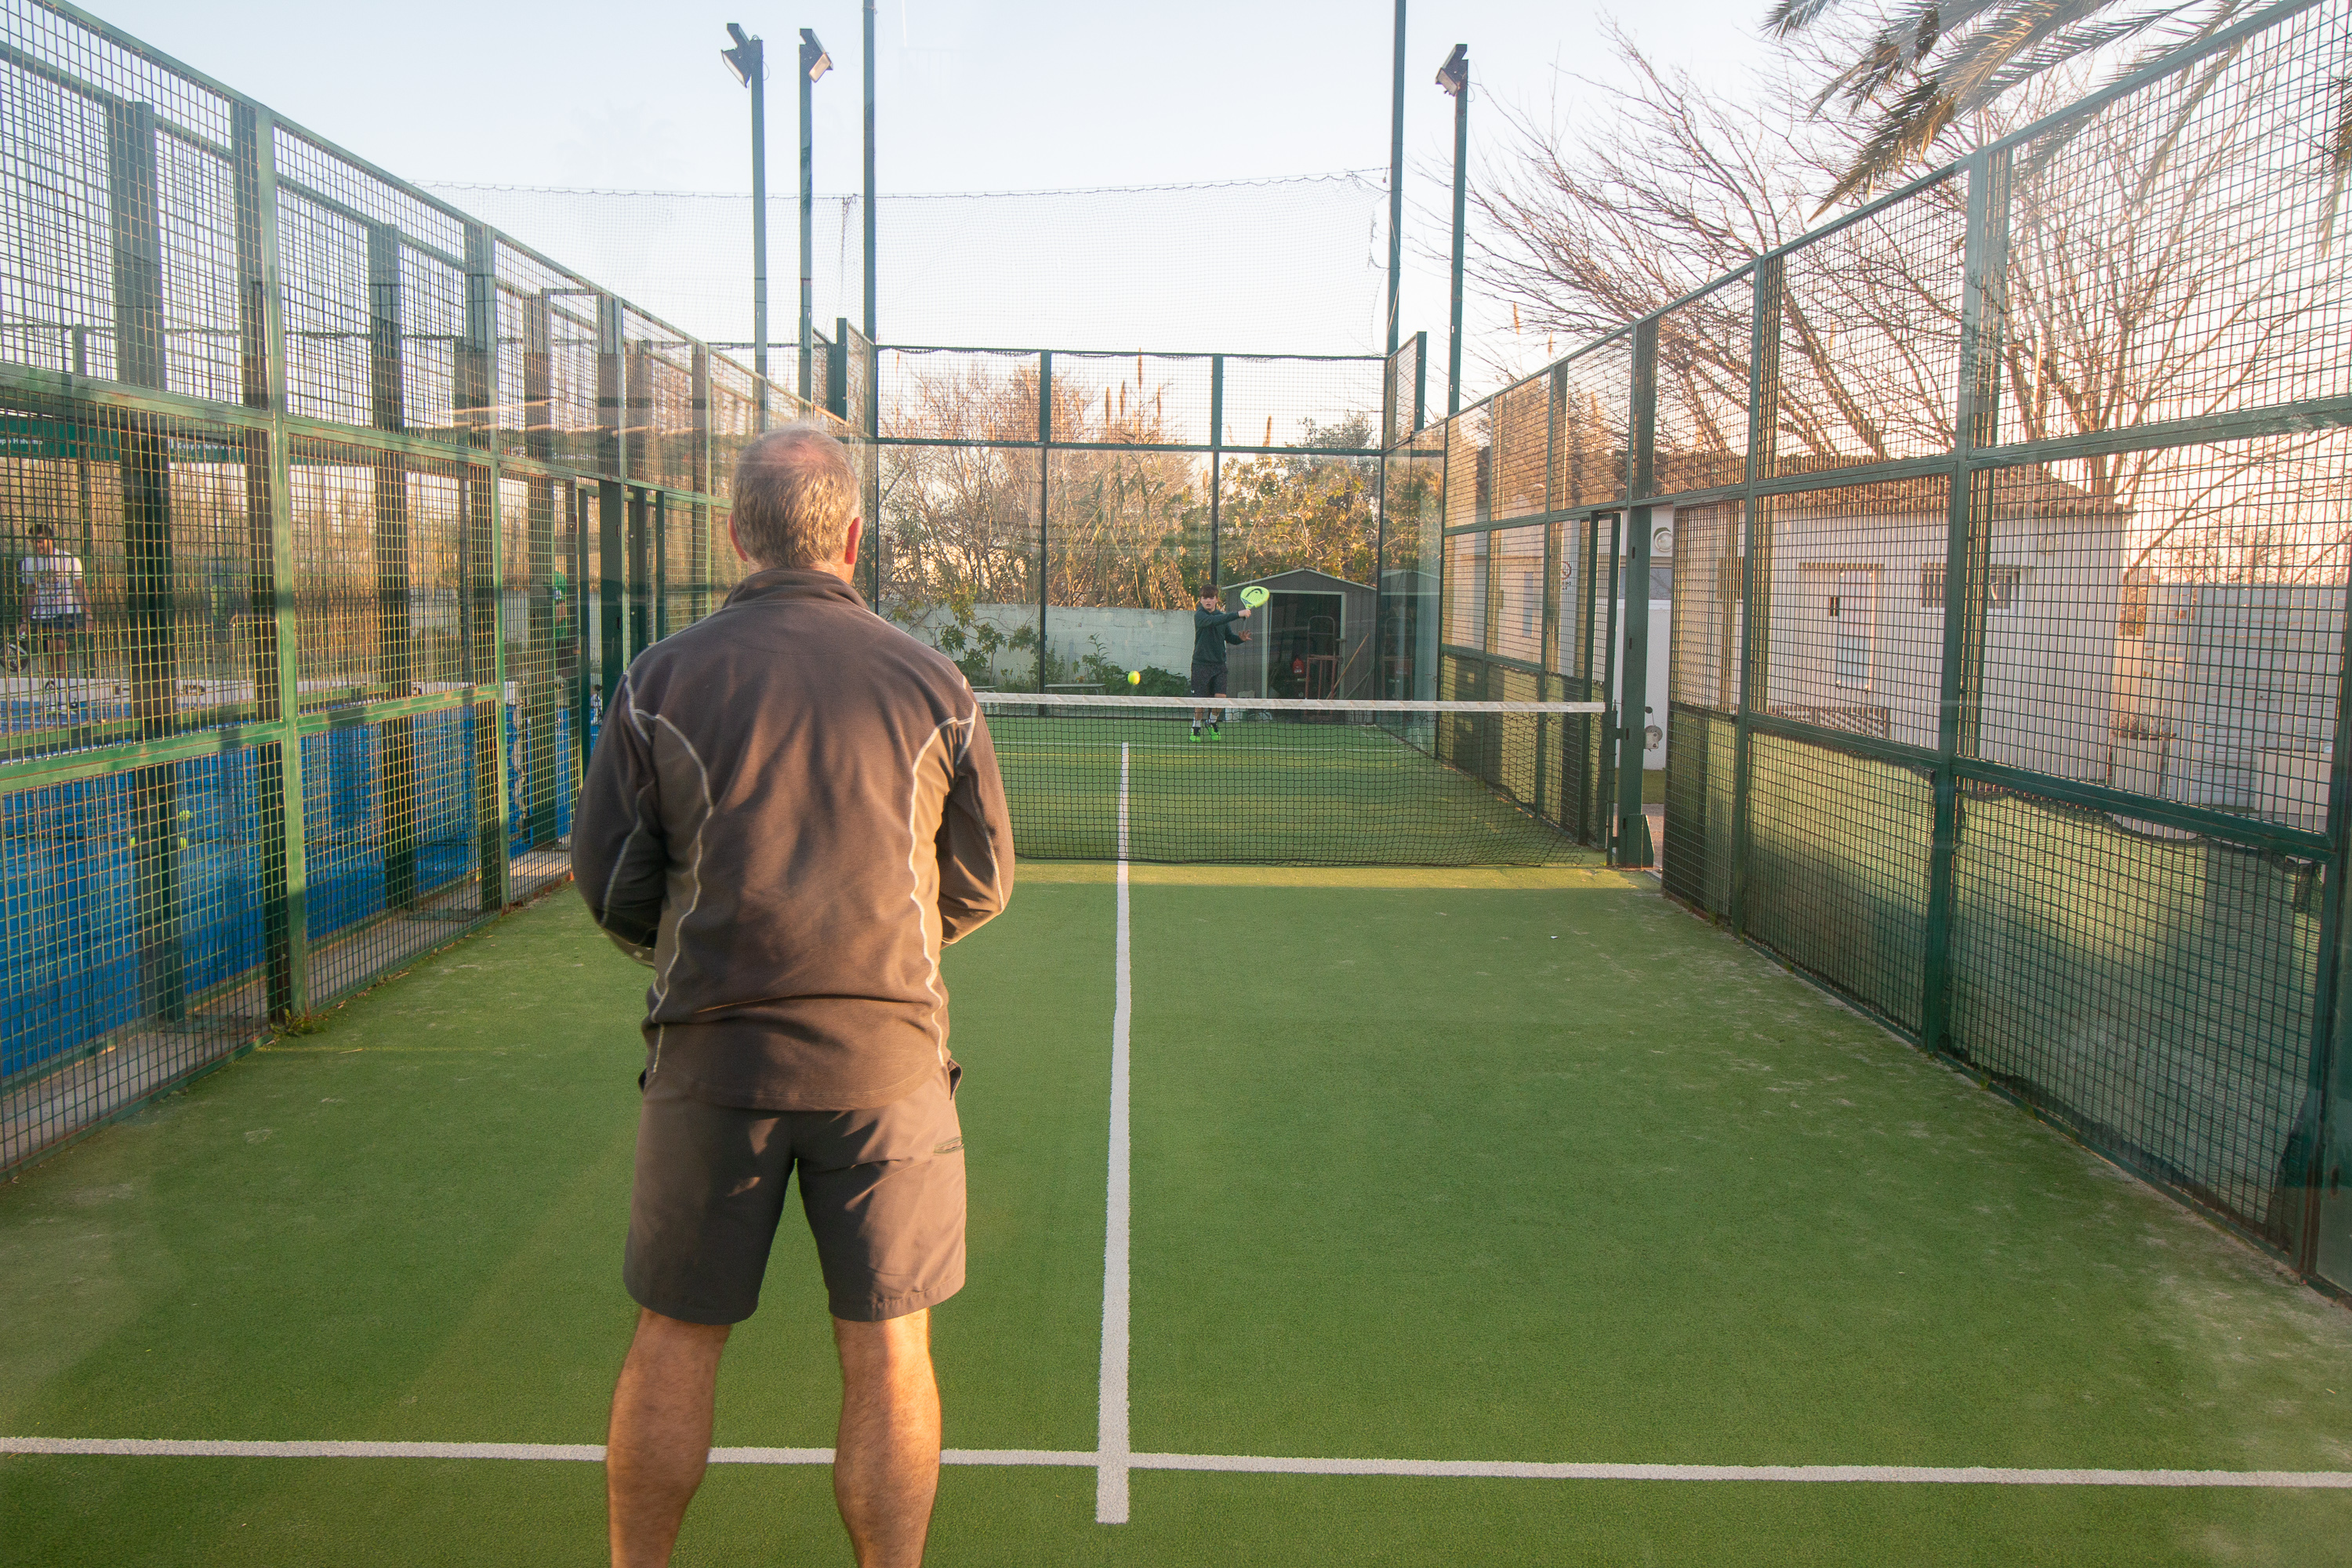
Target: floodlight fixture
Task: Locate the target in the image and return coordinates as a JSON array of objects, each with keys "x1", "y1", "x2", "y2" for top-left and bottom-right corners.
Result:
[
  {"x1": 721, "y1": 23, "x2": 761, "y2": 87},
  {"x1": 1437, "y1": 44, "x2": 1468, "y2": 412},
  {"x1": 801, "y1": 28, "x2": 833, "y2": 83},
  {"x1": 1436, "y1": 43, "x2": 1467, "y2": 96}
]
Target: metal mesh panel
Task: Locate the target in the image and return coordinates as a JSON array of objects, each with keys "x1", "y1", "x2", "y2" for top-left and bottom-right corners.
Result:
[
  {"x1": 1948, "y1": 783, "x2": 2323, "y2": 1242},
  {"x1": 877, "y1": 441, "x2": 1042, "y2": 689},
  {"x1": 0, "y1": 397, "x2": 256, "y2": 757},
  {"x1": 878, "y1": 348, "x2": 1039, "y2": 443},
  {"x1": 1377, "y1": 426, "x2": 1444, "y2": 701},
  {"x1": 277, "y1": 190, "x2": 370, "y2": 427},
  {"x1": 301, "y1": 707, "x2": 484, "y2": 1003},
  {"x1": 1744, "y1": 731, "x2": 1933, "y2": 1031},
  {"x1": 1998, "y1": 4, "x2": 2352, "y2": 446},
  {"x1": 1441, "y1": 529, "x2": 1486, "y2": 653},
  {"x1": 1661, "y1": 708, "x2": 1734, "y2": 916},
  {"x1": 1651, "y1": 277, "x2": 1751, "y2": 498},
  {"x1": 1044, "y1": 448, "x2": 1209, "y2": 619},
  {"x1": 1218, "y1": 355, "x2": 1383, "y2": 451},
  {"x1": 1489, "y1": 378, "x2": 1548, "y2": 520},
  {"x1": 1977, "y1": 436, "x2": 2351, "y2": 833},
  {"x1": 1383, "y1": 335, "x2": 1422, "y2": 449},
  {"x1": 1489, "y1": 524, "x2": 1544, "y2": 666},
  {"x1": 1668, "y1": 501, "x2": 1744, "y2": 715},
  {"x1": 499, "y1": 473, "x2": 568, "y2": 897},
  {"x1": 1767, "y1": 178, "x2": 1964, "y2": 478},
  {"x1": 0, "y1": 748, "x2": 277, "y2": 1171},
  {"x1": 1049, "y1": 353, "x2": 1214, "y2": 447},
  {"x1": 1552, "y1": 339, "x2": 1629, "y2": 509},
  {"x1": 1443, "y1": 401, "x2": 1486, "y2": 530},
  {"x1": 1762, "y1": 478, "x2": 1947, "y2": 750}
]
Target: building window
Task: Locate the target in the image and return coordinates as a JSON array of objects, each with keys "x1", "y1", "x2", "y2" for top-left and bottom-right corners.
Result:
[{"x1": 1918, "y1": 563, "x2": 2024, "y2": 609}]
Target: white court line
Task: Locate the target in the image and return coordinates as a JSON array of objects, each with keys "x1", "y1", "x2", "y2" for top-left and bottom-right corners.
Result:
[
  {"x1": 5, "y1": 1439, "x2": 2349, "y2": 1488},
  {"x1": 1095, "y1": 740, "x2": 1134, "y2": 1525}
]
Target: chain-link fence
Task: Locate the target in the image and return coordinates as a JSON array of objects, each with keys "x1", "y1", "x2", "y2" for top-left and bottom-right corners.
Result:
[
  {"x1": 1397, "y1": 0, "x2": 2352, "y2": 1293},
  {"x1": 0, "y1": 0, "x2": 853, "y2": 1173}
]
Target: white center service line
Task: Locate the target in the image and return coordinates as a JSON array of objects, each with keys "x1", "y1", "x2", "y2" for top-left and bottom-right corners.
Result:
[
  {"x1": 1096, "y1": 740, "x2": 1134, "y2": 1525},
  {"x1": 6, "y1": 1439, "x2": 2348, "y2": 1489}
]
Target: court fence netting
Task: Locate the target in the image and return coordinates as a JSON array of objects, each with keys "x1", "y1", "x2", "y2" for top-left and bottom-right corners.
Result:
[
  {"x1": 0, "y1": 1, "x2": 1608, "y2": 1177},
  {"x1": 1415, "y1": 0, "x2": 2352, "y2": 1295},
  {"x1": 5, "y1": 0, "x2": 2352, "y2": 1314}
]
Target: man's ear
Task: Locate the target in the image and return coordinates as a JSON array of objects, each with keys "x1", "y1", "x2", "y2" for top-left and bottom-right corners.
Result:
[
  {"x1": 842, "y1": 515, "x2": 863, "y2": 568},
  {"x1": 728, "y1": 514, "x2": 753, "y2": 564}
]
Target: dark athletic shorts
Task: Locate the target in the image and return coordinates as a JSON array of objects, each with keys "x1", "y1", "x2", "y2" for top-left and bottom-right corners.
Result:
[
  {"x1": 30, "y1": 615, "x2": 83, "y2": 636},
  {"x1": 623, "y1": 1061, "x2": 966, "y2": 1325},
  {"x1": 1188, "y1": 662, "x2": 1229, "y2": 699}
]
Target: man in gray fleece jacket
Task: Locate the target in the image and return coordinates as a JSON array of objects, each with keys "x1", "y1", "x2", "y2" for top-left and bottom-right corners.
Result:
[{"x1": 574, "y1": 423, "x2": 1012, "y2": 1568}]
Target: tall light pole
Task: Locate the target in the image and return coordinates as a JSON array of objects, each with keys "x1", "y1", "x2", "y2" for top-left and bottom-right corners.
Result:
[
  {"x1": 1436, "y1": 44, "x2": 1468, "y2": 416},
  {"x1": 1386, "y1": 1, "x2": 1406, "y2": 356},
  {"x1": 862, "y1": 0, "x2": 877, "y2": 347},
  {"x1": 720, "y1": 24, "x2": 767, "y2": 421},
  {"x1": 799, "y1": 27, "x2": 833, "y2": 404}
]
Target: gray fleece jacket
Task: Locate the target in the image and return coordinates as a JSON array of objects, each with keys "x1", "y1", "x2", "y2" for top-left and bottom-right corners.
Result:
[{"x1": 572, "y1": 568, "x2": 1014, "y2": 1110}]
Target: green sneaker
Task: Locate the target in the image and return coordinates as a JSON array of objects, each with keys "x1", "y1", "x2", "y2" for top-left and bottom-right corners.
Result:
[
  {"x1": 1189, "y1": 731, "x2": 1202, "y2": 742},
  {"x1": 1207, "y1": 725, "x2": 1221, "y2": 739}
]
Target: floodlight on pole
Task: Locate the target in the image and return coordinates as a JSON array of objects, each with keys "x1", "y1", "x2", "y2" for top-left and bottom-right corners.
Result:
[
  {"x1": 1436, "y1": 43, "x2": 1468, "y2": 416},
  {"x1": 721, "y1": 24, "x2": 769, "y2": 423},
  {"x1": 799, "y1": 27, "x2": 829, "y2": 403}
]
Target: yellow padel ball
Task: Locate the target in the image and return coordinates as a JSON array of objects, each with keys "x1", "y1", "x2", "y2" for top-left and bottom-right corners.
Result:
[{"x1": 1127, "y1": 670, "x2": 1142, "y2": 686}]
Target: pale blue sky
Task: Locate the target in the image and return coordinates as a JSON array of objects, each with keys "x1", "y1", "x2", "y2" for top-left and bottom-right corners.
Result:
[{"x1": 98, "y1": 0, "x2": 1785, "y2": 394}]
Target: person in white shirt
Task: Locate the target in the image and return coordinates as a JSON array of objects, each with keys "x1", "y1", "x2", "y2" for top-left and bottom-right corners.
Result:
[{"x1": 19, "y1": 524, "x2": 89, "y2": 693}]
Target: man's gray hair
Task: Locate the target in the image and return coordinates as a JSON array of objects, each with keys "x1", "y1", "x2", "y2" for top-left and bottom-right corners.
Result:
[{"x1": 731, "y1": 423, "x2": 858, "y2": 570}]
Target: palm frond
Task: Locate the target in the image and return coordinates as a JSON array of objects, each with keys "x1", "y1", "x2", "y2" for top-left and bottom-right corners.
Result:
[
  {"x1": 1784, "y1": 0, "x2": 2266, "y2": 205},
  {"x1": 2318, "y1": 75, "x2": 2352, "y2": 256}
]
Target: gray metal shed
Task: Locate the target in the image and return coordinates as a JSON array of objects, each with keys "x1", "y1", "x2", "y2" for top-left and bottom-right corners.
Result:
[{"x1": 1221, "y1": 568, "x2": 1380, "y2": 699}]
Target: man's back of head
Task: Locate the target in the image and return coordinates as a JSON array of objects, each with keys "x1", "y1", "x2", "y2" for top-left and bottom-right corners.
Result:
[{"x1": 731, "y1": 423, "x2": 858, "y2": 573}]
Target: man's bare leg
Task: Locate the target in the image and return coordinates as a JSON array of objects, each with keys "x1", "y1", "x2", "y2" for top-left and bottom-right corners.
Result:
[
  {"x1": 833, "y1": 1310, "x2": 940, "y2": 1568},
  {"x1": 608, "y1": 1308, "x2": 731, "y2": 1568}
]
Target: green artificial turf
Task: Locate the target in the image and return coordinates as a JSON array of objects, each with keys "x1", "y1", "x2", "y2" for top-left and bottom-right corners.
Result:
[
  {"x1": 985, "y1": 713, "x2": 1597, "y2": 866},
  {"x1": 3, "y1": 878, "x2": 2350, "y2": 1565}
]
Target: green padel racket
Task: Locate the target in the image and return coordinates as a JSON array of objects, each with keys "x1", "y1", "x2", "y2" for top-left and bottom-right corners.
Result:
[{"x1": 1240, "y1": 585, "x2": 1269, "y2": 608}]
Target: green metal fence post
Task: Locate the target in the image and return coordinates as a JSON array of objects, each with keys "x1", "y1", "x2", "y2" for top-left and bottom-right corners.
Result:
[
  {"x1": 524, "y1": 289, "x2": 560, "y2": 848},
  {"x1": 692, "y1": 343, "x2": 714, "y2": 623},
  {"x1": 365, "y1": 222, "x2": 416, "y2": 913},
  {"x1": 232, "y1": 100, "x2": 308, "y2": 1018},
  {"x1": 107, "y1": 97, "x2": 186, "y2": 1020},
  {"x1": 1613, "y1": 318, "x2": 1658, "y2": 868},
  {"x1": 1598, "y1": 514, "x2": 1621, "y2": 851},
  {"x1": 1922, "y1": 149, "x2": 2010, "y2": 1058},
  {"x1": 1731, "y1": 254, "x2": 1783, "y2": 936},
  {"x1": 1208, "y1": 354, "x2": 1225, "y2": 590},
  {"x1": 597, "y1": 296, "x2": 626, "y2": 723},
  {"x1": 1036, "y1": 350, "x2": 1051, "y2": 691},
  {"x1": 462, "y1": 222, "x2": 508, "y2": 910}
]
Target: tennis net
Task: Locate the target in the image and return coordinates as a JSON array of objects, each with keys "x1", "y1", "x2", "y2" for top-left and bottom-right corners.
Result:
[{"x1": 973, "y1": 694, "x2": 1606, "y2": 866}]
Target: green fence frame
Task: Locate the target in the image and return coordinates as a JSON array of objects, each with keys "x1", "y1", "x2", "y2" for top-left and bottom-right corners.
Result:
[{"x1": 1394, "y1": 0, "x2": 2352, "y2": 1294}]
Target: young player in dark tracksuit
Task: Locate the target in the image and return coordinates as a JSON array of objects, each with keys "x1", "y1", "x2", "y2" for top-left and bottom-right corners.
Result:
[{"x1": 1188, "y1": 588, "x2": 1251, "y2": 739}]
